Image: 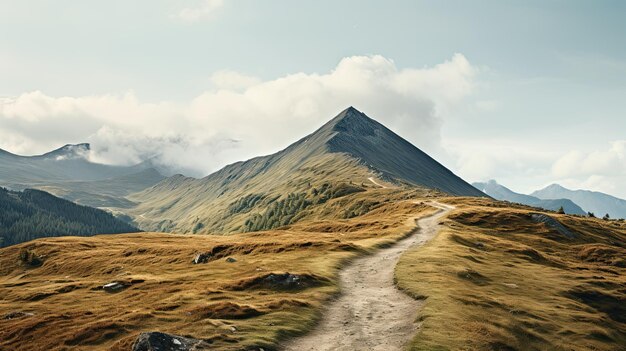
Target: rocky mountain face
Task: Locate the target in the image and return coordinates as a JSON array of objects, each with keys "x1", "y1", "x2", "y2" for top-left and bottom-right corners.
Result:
[
  {"x1": 128, "y1": 107, "x2": 485, "y2": 233},
  {"x1": 473, "y1": 180, "x2": 586, "y2": 215},
  {"x1": 326, "y1": 107, "x2": 486, "y2": 196}
]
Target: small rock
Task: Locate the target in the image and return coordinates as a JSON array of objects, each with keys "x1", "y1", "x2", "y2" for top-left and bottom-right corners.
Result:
[
  {"x1": 103, "y1": 282, "x2": 126, "y2": 292},
  {"x1": 226, "y1": 257, "x2": 237, "y2": 263},
  {"x1": 132, "y1": 331, "x2": 206, "y2": 351},
  {"x1": 230, "y1": 326, "x2": 237, "y2": 332},
  {"x1": 192, "y1": 252, "x2": 211, "y2": 264}
]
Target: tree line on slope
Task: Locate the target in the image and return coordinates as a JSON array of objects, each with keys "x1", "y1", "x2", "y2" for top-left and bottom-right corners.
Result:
[
  {"x1": 239, "y1": 182, "x2": 370, "y2": 232},
  {"x1": 0, "y1": 187, "x2": 139, "y2": 247}
]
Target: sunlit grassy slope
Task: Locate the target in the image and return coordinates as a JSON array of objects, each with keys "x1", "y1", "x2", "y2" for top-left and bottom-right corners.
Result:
[
  {"x1": 0, "y1": 187, "x2": 437, "y2": 351},
  {"x1": 396, "y1": 197, "x2": 626, "y2": 350}
]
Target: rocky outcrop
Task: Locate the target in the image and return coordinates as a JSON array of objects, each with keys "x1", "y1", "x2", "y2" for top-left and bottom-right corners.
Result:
[{"x1": 530, "y1": 213, "x2": 575, "y2": 238}]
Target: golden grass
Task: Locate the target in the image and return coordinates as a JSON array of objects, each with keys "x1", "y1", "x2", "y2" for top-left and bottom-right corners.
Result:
[
  {"x1": 3, "y1": 191, "x2": 624, "y2": 350},
  {"x1": 396, "y1": 197, "x2": 626, "y2": 351},
  {"x1": 0, "y1": 189, "x2": 435, "y2": 351}
]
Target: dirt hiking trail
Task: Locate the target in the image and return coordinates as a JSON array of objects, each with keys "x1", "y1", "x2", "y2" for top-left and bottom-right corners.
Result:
[{"x1": 282, "y1": 202, "x2": 453, "y2": 351}]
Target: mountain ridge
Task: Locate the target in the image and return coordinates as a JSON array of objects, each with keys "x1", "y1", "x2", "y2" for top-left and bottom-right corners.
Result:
[
  {"x1": 473, "y1": 180, "x2": 586, "y2": 215},
  {"x1": 0, "y1": 143, "x2": 91, "y2": 160},
  {"x1": 326, "y1": 107, "x2": 484, "y2": 196},
  {"x1": 532, "y1": 184, "x2": 626, "y2": 219},
  {"x1": 129, "y1": 107, "x2": 484, "y2": 233},
  {"x1": 0, "y1": 143, "x2": 165, "y2": 209}
]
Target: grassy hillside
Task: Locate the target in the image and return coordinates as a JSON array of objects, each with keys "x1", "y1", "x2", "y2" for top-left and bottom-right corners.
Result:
[
  {"x1": 1, "y1": 190, "x2": 624, "y2": 350},
  {"x1": 0, "y1": 188, "x2": 433, "y2": 351},
  {"x1": 130, "y1": 153, "x2": 382, "y2": 233},
  {"x1": 0, "y1": 187, "x2": 139, "y2": 247},
  {"x1": 396, "y1": 197, "x2": 626, "y2": 350}
]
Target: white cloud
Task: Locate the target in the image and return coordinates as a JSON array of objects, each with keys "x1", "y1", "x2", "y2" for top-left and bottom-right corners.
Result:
[
  {"x1": 552, "y1": 141, "x2": 626, "y2": 178},
  {"x1": 548, "y1": 141, "x2": 626, "y2": 198},
  {"x1": 175, "y1": 0, "x2": 224, "y2": 22},
  {"x1": 0, "y1": 54, "x2": 476, "y2": 177},
  {"x1": 446, "y1": 137, "x2": 558, "y2": 182},
  {"x1": 449, "y1": 137, "x2": 626, "y2": 199}
]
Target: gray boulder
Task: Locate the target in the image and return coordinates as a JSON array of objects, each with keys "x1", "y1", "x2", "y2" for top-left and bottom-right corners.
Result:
[
  {"x1": 192, "y1": 253, "x2": 211, "y2": 264},
  {"x1": 103, "y1": 282, "x2": 126, "y2": 292},
  {"x1": 132, "y1": 332, "x2": 207, "y2": 351}
]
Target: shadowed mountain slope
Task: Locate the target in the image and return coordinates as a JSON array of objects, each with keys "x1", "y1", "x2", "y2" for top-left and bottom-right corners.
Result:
[
  {"x1": 326, "y1": 108, "x2": 485, "y2": 196},
  {"x1": 473, "y1": 180, "x2": 586, "y2": 215},
  {"x1": 129, "y1": 107, "x2": 484, "y2": 233},
  {"x1": 532, "y1": 184, "x2": 626, "y2": 219}
]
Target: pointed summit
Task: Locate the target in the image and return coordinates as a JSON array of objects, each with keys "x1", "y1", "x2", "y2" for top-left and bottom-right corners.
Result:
[
  {"x1": 319, "y1": 106, "x2": 378, "y2": 135},
  {"x1": 318, "y1": 107, "x2": 485, "y2": 196},
  {"x1": 253, "y1": 107, "x2": 485, "y2": 196},
  {"x1": 330, "y1": 106, "x2": 381, "y2": 136}
]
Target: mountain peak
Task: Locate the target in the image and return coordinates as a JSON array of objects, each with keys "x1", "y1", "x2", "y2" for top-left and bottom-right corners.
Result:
[
  {"x1": 313, "y1": 108, "x2": 485, "y2": 197},
  {"x1": 40, "y1": 143, "x2": 91, "y2": 160},
  {"x1": 544, "y1": 183, "x2": 567, "y2": 191},
  {"x1": 330, "y1": 106, "x2": 376, "y2": 130}
]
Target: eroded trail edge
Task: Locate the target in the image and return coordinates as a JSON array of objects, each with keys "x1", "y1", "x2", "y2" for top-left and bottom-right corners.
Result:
[{"x1": 282, "y1": 201, "x2": 453, "y2": 351}]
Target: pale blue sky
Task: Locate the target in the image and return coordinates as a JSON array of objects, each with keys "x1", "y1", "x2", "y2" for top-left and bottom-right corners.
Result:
[{"x1": 1, "y1": 1, "x2": 625, "y2": 197}]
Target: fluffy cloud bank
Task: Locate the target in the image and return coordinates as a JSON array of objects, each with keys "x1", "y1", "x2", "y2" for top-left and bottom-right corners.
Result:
[
  {"x1": 551, "y1": 141, "x2": 626, "y2": 197},
  {"x1": 0, "y1": 54, "x2": 477, "y2": 177},
  {"x1": 447, "y1": 137, "x2": 626, "y2": 199}
]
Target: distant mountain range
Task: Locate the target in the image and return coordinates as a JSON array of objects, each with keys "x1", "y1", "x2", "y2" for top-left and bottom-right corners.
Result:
[
  {"x1": 0, "y1": 143, "x2": 165, "y2": 209},
  {"x1": 472, "y1": 180, "x2": 586, "y2": 215},
  {"x1": 129, "y1": 107, "x2": 486, "y2": 233},
  {"x1": 0, "y1": 187, "x2": 139, "y2": 247},
  {"x1": 473, "y1": 180, "x2": 626, "y2": 219},
  {"x1": 532, "y1": 184, "x2": 626, "y2": 219}
]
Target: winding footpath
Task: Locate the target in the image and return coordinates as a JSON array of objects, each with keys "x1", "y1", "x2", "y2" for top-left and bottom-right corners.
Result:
[{"x1": 282, "y1": 202, "x2": 453, "y2": 351}]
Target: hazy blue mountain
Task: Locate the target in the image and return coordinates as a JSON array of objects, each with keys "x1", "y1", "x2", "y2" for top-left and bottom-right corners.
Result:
[
  {"x1": 0, "y1": 143, "x2": 165, "y2": 208},
  {"x1": 0, "y1": 187, "x2": 139, "y2": 247},
  {"x1": 531, "y1": 184, "x2": 626, "y2": 219},
  {"x1": 473, "y1": 180, "x2": 586, "y2": 215}
]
